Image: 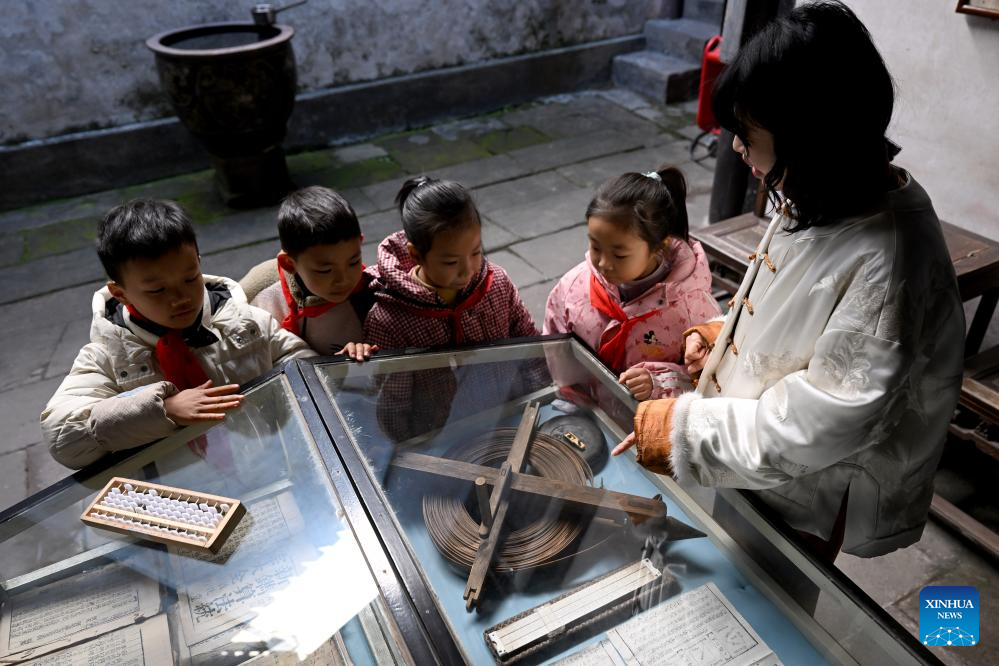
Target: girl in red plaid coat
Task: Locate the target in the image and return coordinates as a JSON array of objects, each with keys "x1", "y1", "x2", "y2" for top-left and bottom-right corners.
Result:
[
  {"x1": 365, "y1": 177, "x2": 537, "y2": 348},
  {"x1": 364, "y1": 177, "x2": 541, "y2": 442}
]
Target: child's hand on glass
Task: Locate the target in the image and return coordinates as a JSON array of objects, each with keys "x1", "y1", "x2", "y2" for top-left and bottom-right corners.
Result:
[
  {"x1": 336, "y1": 342, "x2": 379, "y2": 362},
  {"x1": 164, "y1": 380, "x2": 243, "y2": 426},
  {"x1": 619, "y1": 366, "x2": 653, "y2": 401}
]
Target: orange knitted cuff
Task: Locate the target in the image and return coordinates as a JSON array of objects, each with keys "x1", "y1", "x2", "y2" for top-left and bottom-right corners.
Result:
[
  {"x1": 633, "y1": 398, "x2": 677, "y2": 475},
  {"x1": 683, "y1": 320, "x2": 724, "y2": 348}
]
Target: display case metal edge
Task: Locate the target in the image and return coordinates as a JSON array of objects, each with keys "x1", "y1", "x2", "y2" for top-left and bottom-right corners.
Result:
[
  {"x1": 583, "y1": 407, "x2": 853, "y2": 666},
  {"x1": 0, "y1": 361, "x2": 295, "y2": 530},
  {"x1": 580, "y1": 349, "x2": 942, "y2": 666},
  {"x1": 727, "y1": 487, "x2": 945, "y2": 665},
  {"x1": 2, "y1": 477, "x2": 293, "y2": 595},
  {"x1": 299, "y1": 335, "x2": 946, "y2": 666},
  {"x1": 284, "y1": 361, "x2": 453, "y2": 666},
  {"x1": 0, "y1": 342, "x2": 942, "y2": 665},
  {"x1": 0, "y1": 362, "x2": 433, "y2": 666},
  {"x1": 297, "y1": 350, "x2": 498, "y2": 666},
  {"x1": 293, "y1": 335, "x2": 633, "y2": 665}
]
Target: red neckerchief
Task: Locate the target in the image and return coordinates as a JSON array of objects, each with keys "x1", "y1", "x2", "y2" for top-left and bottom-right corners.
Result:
[
  {"x1": 589, "y1": 273, "x2": 661, "y2": 372},
  {"x1": 125, "y1": 304, "x2": 228, "y2": 467},
  {"x1": 278, "y1": 266, "x2": 365, "y2": 336},
  {"x1": 126, "y1": 304, "x2": 209, "y2": 390},
  {"x1": 400, "y1": 268, "x2": 494, "y2": 344}
]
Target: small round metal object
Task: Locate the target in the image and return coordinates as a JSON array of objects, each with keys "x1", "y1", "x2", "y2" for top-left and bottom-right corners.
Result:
[{"x1": 538, "y1": 414, "x2": 609, "y2": 473}]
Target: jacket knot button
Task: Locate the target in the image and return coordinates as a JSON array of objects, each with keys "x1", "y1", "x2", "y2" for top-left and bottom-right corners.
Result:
[
  {"x1": 140, "y1": 365, "x2": 148, "y2": 372},
  {"x1": 119, "y1": 370, "x2": 128, "y2": 378}
]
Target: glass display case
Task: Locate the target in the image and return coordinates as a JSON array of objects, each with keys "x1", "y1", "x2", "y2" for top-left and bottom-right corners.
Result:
[{"x1": 0, "y1": 336, "x2": 941, "y2": 665}]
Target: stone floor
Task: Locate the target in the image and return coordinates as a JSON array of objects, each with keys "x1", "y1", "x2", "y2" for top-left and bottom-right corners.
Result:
[{"x1": 0, "y1": 88, "x2": 995, "y2": 664}]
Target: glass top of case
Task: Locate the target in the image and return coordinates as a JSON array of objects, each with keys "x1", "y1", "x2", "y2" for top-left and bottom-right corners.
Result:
[
  {"x1": 311, "y1": 337, "x2": 932, "y2": 666},
  {"x1": 0, "y1": 372, "x2": 407, "y2": 666}
]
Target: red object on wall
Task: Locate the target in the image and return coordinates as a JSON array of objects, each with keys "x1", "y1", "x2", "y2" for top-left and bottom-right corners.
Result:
[{"x1": 696, "y1": 35, "x2": 724, "y2": 132}]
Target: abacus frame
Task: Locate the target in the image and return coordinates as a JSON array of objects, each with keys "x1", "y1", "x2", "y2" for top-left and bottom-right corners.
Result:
[{"x1": 80, "y1": 477, "x2": 246, "y2": 553}]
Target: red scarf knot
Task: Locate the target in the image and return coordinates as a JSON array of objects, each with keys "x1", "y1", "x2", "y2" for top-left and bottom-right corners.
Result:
[
  {"x1": 588, "y1": 273, "x2": 661, "y2": 373},
  {"x1": 125, "y1": 304, "x2": 210, "y2": 391},
  {"x1": 278, "y1": 266, "x2": 365, "y2": 336},
  {"x1": 125, "y1": 304, "x2": 221, "y2": 463},
  {"x1": 403, "y1": 268, "x2": 494, "y2": 344}
]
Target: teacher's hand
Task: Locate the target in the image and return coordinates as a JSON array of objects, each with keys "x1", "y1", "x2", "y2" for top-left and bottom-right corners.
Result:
[
  {"x1": 612, "y1": 431, "x2": 636, "y2": 456},
  {"x1": 684, "y1": 331, "x2": 710, "y2": 376}
]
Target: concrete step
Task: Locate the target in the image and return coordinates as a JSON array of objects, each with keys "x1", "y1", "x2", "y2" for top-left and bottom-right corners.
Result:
[
  {"x1": 612, "y1": 50, "x2": 701, "y2": 104},
  {"x1": 645, "y1": 18, "x2": 719, "y2": 62},
  {"x1": 683, "y1": 0, "x2": 726, "y2": 25}
]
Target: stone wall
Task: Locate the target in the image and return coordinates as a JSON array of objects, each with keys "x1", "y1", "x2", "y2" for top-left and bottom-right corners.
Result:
[{"x1": 0, "y1": 0, "x2": 672, "y2": 145}]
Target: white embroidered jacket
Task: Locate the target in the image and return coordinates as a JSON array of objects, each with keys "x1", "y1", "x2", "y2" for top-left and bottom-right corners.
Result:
[{"x1": 670, "y1": 172, "x2": 965, "y2": 556}]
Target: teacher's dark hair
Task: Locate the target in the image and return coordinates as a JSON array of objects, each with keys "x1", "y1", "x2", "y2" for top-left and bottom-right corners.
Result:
[{"x1": 712, "y1": 1, "x2": 896, "y2": 230}]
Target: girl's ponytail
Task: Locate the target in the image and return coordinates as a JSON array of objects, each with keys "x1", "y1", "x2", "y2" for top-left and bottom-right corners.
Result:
[
  {"x1": 394, "y1": 177, "x2": 480, "y2": 255},
  {"x1": 395, "y1": 176, "x2": 435, "y2": 213},
  {"x1": 656, "y1": 165, "x2": 688, "y2": 242},
  {"x1": 587, "y1": 165, "x2": 691, "y2": 250}
]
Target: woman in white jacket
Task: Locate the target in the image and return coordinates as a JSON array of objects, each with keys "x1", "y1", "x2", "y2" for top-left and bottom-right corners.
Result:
[{"x1": 614, "y1": 1, "x2": 965, "y2": 559}]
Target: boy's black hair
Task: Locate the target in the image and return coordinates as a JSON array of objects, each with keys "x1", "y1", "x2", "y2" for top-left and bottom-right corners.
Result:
[
  {"x1": 586, "y1": 165, "x2": 689, "y2": 248},
  {"x1": 97, "y1": 199, "x2": 199, "y2": 284},
  {"x1": 712, "y1": 0, "x2": 896, "y2": 230},
  {"x1": 395, "y1": 177, "x2": 480, "y2": 255},
  {"x1": 278, "y1": 186, "x2": 361, "y2": 257}
]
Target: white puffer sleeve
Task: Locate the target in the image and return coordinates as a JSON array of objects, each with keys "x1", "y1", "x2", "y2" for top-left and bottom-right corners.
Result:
[
  {"x1": 40, "y1": 344, "x2": 180, "y2": 469},
  {"x1": 253, "y1": 305, "x2": 317, "y2": 363}
]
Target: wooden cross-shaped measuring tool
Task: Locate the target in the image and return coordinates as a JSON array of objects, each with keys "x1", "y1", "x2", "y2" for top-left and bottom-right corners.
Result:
[{"x1": 390, "y1": 401, "x2": 669, "y2": 611}]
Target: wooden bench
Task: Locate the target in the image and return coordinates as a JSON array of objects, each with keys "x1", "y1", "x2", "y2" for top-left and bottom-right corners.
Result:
[
  {"x1": 691, "y1": 212, "x2": 999, "y2": 355},
  {"x1": 692, "y1": 212, "x2": 999, "y2": 559}
]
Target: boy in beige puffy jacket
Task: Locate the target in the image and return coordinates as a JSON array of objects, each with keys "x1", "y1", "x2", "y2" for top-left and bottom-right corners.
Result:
[{"x1": 41, "y1": 199, "x2": 315, "y2": 469}]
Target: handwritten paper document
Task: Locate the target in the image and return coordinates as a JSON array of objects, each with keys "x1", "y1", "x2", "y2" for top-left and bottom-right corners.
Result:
[
  {"x1": 14, "y1": 615, "x2": 172, "y2": 666},
  {"x1": 172, "y1": 492, "x2": 311, "y2": 645},
  {"x1": 555, "y1": 583, "x2": 781, "y2": 666},
  {"x1": 0, "y1": 564, "x2": 161, "y2": 663}
]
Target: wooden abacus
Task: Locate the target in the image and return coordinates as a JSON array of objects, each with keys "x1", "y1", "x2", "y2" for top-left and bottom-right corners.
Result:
[{"x1": 80, "y1": 477, "x2": 245, "y2": 553}]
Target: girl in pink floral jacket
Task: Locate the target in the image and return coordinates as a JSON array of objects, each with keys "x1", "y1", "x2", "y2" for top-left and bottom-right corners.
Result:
[{"x1": 544, "y1": 166, "x2": 720, "y2": 400}]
